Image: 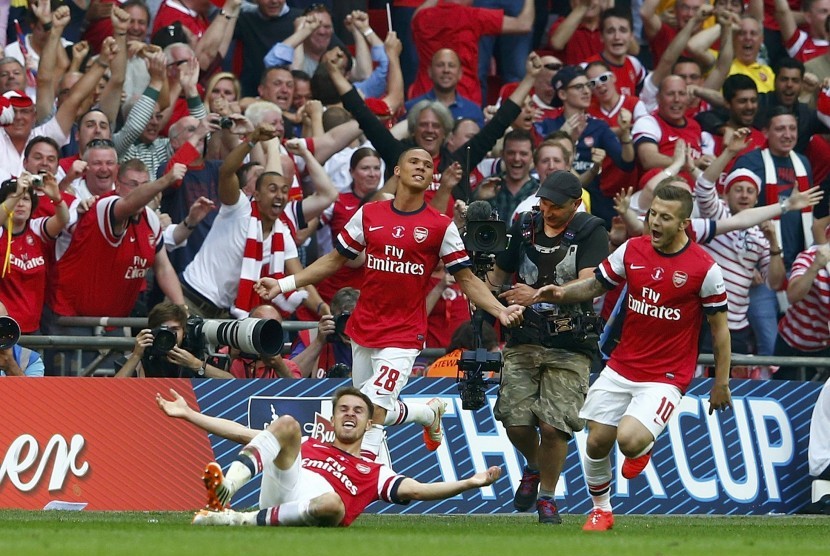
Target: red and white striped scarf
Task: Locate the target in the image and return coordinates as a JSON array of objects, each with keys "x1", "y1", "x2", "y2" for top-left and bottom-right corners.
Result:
[{"x1": 232, "y1": 201, "x2": 307, "y2": 319}]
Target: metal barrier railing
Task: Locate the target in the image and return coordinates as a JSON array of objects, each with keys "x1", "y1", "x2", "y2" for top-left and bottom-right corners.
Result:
[{"x1": 4, "y1": 315, "x2": 816, "y2": 378}]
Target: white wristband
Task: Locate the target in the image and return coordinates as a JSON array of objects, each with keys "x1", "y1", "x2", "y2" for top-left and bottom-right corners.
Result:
[
  {"x1": 780, "y1": 198, "x2": 790, "y2": 215},
  {"x1": 362, "y1": 28, "x2": 374, "y2": 37},
  {"x1": 277, "y1": 275, "x2": 296, "y2": 293}
]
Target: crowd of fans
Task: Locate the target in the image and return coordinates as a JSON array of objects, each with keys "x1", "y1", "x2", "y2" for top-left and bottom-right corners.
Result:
[{"x1": 0, "y1": 0, "x2": 828, "y2": 380}]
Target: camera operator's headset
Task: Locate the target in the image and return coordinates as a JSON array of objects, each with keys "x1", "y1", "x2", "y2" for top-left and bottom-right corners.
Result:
[{"x1": 518, "y1": 208, "x2": 604, "y2": 253}]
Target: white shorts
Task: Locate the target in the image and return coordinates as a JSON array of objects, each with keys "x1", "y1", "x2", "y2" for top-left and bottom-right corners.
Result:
[
  {"x1": 351, "y1": 343, "x2": 419, "y2": 411},
  {"x1": 258, "y1": 452, "x2": 334, "y2": 509},
  {"x1": 579, "y1": 366, "x2": 683, "y2": 439}
]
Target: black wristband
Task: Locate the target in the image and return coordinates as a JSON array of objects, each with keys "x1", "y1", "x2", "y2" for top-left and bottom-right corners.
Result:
[{"x1": 43, "y1": 22, "x2": 53, "y2": 32}]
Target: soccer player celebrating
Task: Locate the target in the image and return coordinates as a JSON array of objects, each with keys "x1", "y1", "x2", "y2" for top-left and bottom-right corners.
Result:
[
  {"x1": 534, "y1": 183, "x2": 733, "y2": 531},
  {"x1": 255, "y1": 147, "x2": 525, "y2": 461},
  {"x1": 156, "y1": 387, "x2": 501, "y2": 527}
]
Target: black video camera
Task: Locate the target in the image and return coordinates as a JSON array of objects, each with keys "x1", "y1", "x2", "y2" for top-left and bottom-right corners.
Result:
[
  {"x1": 464, "y1": 220, "x2": 509, "y2": 253},
  {"x1": 457, "y1": 347, "x2": 502, "y2": 410},
  {"x1": 462, "y1": 201, "x2": 510, "y2": 278}
]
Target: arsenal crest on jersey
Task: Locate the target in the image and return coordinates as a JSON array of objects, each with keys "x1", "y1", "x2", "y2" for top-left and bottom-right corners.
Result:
[
  {"x1": 672, "y1": 271, "x2": 688, "y2": 288},
  {"x1": 356, "y1": 463, "x2": 371, "y2": 474},
  {"x1": 413, "y1": 226, "x2": 428, "y2": 243}
]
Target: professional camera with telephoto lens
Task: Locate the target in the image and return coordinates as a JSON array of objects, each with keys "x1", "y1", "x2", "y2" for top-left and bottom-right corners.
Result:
[
  {"x1": 183, "y1": 316, "x2": 284, "y2": 359},
  {"x1": 150, "y1": 325, "x2": 177, "y2": 355},
  {"x1": 327, "y1": 311, "x2": 351, "y2": 343},
  {"x1": 457, "y1": 347, "x2": 502, "y2": 410},
  {"x1": 0, "y1": 316, "x2": 21, "y2": 349}
]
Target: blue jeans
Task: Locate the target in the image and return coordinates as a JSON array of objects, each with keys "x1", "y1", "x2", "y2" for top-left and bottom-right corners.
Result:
[
  {"x1": 475, "y1": 0, "x2": 533, "y2": 103},
  {"x1": 747, "y1": 283, "x2": 780, "y2": 356}
]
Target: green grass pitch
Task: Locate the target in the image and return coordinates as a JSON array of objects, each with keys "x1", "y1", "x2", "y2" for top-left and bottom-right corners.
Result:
[{"x1": 0, "y1": 510, "x2": 827, "y2": 556}]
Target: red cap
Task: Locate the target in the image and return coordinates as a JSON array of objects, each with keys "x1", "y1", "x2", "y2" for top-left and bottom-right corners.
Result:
[{"x1": 2, "y1": 90, "x2": 33, "y2": 108}]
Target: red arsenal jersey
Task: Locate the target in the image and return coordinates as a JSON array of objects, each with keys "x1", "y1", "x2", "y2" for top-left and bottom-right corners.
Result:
[
  {"x1": 0, "y1": 218, "x2": 52, "y2": 333},
  {"x1": 300, "y1": 441, "x2": 406, "y2": 526},
  {"x1": 597, "y1": 235, "x2": 727, "y2": 391},
  {"x1": 317, "y1": 191, "x2": 365, "y2": 302},
  {"x1": 49, "y1": 195, "x2": 162, "y2": 317},
  {"x1": 335, "y1": 200, "x2": 471, "y2": 349}
]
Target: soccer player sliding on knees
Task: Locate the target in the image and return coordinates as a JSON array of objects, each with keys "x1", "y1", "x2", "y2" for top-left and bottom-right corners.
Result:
[{"x1": 156, "y1": 387, "x2": 501, "y2": 527}]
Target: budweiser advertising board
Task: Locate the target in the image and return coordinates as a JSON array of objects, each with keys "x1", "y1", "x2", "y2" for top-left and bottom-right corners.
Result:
[{"x1": 0, "y1": 378, "x2": 213, "y2": 510}]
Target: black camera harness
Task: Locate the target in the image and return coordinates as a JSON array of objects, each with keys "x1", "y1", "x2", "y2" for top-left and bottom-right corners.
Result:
[{"x1": 515, "y1": 208, "x2": 605, "y2": 343}]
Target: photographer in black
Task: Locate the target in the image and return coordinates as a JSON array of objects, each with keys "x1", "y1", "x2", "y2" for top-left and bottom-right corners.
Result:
[
  {"x1": 487, "y1": 171, "x2": 608, "y2": 524},
  {"x1": 114, "y1": 302, "x2": 232, "y2": 378},
  {"x1": 291, "y1": 287, "x2": 359, "y2": 379}
]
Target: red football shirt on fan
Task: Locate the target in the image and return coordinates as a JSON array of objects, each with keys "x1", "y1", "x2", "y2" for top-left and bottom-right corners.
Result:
[
  {"x1": 152, "y1": 0, "x2": 210, "y2": 38},
  {"x1": 785, "y1": 29, "x2": 830, "y2": 62},
  {"x1": 546, "y1": 19, "x2": 601, "y2": 66},
  {"x1": 633, "y1": 113, "x2": 708, "y2": 166},
  {"x1": 336, "y1": 200, "x2": 471, "y2": 350},
  {"x1": 597, "y1": 235, "x2": 728, "y2": 392},
  {"x1": 49, "y1": 194, "x2": 162, "y2": 317},
  {"x1": 807, "y1": 133, "x2": 830, "y2": 187},
  {"x1": 316, "y1": 191, "x2": 366, "y2": 303},
  {"x1": 588, "y1": 94, "x2": 642, "y2": 197},
  {"x1": 425, "y1": 277, "x2": 469, "y2": 349},
  {"x1": 0, "y1": 218, "x2": 52, "y2": 333},
  {"x1": 410, "y1": 4, "x2": 503, "y2": 105}
]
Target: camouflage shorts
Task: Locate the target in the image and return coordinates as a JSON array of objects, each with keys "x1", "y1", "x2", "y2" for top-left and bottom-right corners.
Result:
[{"x1": 494, "y1": 344, "x2": 591, "y2": 435}]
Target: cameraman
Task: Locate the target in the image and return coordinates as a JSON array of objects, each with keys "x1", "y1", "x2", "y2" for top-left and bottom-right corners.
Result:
[
  {"x1": 487, "y1": 171, "x2": 608, "y2": 524},
  {"x1": 0, "y1": 301, "x2": 44, "y2": 377},
  {"x1": 114, "y1": 302, "x2": 232, "y2": 378},
  {"x1": 226, "y1": 305, "x2": 300, "y2": 379},
  {"x1": 291, "y1": 287, "x2": 359, "y2": 379}
]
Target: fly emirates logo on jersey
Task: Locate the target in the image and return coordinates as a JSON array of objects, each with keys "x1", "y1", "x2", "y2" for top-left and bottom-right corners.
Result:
[
  {"x1": 10, "y1": 254, "x2": 45, "y2": 271},
  {"x1": 124, "y1": 255, "x2": 149, "y2": 280},
  {"x1": 366, "y1": 244, "x2": 426, "y2": 275},
  {"x1": 303, "y1": 451, "x2": 360, "y2": 496},
  {"x1": 627, "y1": 285, "x2": 682, "y2": 321}
]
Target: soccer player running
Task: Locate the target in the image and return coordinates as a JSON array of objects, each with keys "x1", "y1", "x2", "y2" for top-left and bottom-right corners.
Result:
[
  {"x1": 156, "y1": 387, "x2": 501, "y2": 526},
  {"x1": 534, "y1": 183, "x2": 733, "y2": 531},
  {"x1": 255, "y1": 148, "x2": 525, "y2": 461}
]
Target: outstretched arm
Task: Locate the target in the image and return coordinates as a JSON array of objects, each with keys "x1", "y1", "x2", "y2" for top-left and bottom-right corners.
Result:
[
  {"x1": 255, "y1": 249, "x2": 349, "y2": 300},
  {"x1": 549, "y1": 0, "x2": 590, "y2": 50},
  {"x1": 454, "y1": 267, "x2": 524, "y2": 327},
  {"x1": 715, "y1": 186, "x2": 823, "y2": 234},
  {"x1": 155, "y1": 388, "x2": 258, "y2": 444},
  {"x1": 534, "y1": 274, "x2": 608, "y2": 304},
  {"x1": 396, "y1": 466, "x2": 501, "y2": 501}
]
